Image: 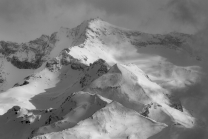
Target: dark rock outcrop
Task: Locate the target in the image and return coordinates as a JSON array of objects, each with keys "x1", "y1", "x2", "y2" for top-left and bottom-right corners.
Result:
[{"x1": 0, "y1": 33, "x2": 58, "y2": 69}]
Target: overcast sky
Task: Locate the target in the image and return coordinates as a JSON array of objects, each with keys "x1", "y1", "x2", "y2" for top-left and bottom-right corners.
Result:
[{"x1": 0, "y1": 0, "x2": 207, "y2": 43}]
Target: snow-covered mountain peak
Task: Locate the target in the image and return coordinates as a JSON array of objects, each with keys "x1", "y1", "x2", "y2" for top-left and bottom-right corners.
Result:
[{"x1": 0, "y1": 18, "x2": 205, "y2": 139}]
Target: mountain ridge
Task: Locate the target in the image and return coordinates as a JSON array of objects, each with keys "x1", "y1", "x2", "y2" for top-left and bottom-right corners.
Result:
[{"x1": 0, "y1": 18, "x2": 201, "y2": 70}]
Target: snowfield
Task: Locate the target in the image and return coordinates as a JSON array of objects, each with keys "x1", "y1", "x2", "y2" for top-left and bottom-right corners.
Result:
[{"x1": 0, "y1": 18, "x2": 207, "y2": 139}]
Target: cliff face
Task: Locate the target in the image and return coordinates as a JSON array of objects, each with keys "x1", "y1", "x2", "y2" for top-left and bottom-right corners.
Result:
[{"x1": 0, "y1": 34, "x2": 57, "y2": 69}]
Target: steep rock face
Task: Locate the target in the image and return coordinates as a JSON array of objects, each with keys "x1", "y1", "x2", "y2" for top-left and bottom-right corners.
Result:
[
  {"x1": 0, "y1": 34, "x2": 58, "y2": 69},
  {"x1": 79, "y1": 59, "x2": 108, "y2": 87},
  {"x1": 46, "y1": 48, "x2": 87, "y2": 72}
]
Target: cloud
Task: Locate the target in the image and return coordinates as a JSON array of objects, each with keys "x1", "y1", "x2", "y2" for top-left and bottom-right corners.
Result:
[
  {"x1": 166, "y1": 0, "x2": 208, "y2": 30},
  {"x1": 167, "y1": 0, "x2": 202, "y2": 25},
  {"x1": 60, "y1": 0, "x2": 140, "y2": 16},
  {"x1": 0, "y1": 0, "x2": 207, "y2": 43},
  {"x1": 163, "y1": 0, "x2": 208, "y2": 62},
  {"x1": 0, "y1": 0, "x2": 47, "y2": 22}
]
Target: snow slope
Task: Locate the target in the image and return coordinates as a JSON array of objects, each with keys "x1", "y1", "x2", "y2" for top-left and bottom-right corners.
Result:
[
  {"x1": 0, "y1": 58, "x2": 108, "y2": 114},
  {"x1": 32, "y1": 102, "x2": 167, "y2": 139},
  {"x1": 86, "y1": 63, "x2": 195, "y2": 128},
  {"x1": 0, "y1": 91, "x2": 109, "y2": 139}
]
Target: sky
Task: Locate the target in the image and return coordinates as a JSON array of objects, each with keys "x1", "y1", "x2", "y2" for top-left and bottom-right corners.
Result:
[{"x1": 0, "y1": 0, "x2": 207, "y2": 43}]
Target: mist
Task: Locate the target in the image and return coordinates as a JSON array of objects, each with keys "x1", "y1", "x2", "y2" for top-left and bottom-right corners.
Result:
[{"x1": 0, "y1": 0, "x2": 207, "y2": 43}]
